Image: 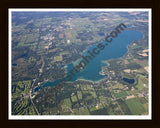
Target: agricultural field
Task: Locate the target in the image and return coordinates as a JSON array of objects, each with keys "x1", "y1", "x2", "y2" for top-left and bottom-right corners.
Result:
[
  {"x1": 113, "y1": 91, "x2": 128, "y2": 98},
  {"x1": 125, "y1": 97, "x2": 146, "y2": 115}
]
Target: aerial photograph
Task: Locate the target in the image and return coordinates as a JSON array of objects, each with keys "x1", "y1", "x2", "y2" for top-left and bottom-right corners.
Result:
[{"x1": 9, "y1": 9, "x2": 151, "y2": 119}]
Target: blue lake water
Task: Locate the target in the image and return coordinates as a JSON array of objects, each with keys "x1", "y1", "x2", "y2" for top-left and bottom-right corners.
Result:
[
  {"x1": 41, "y1": 30, "x2": 143, "y2": 89},
  {"x1": 12, "y1": 63, "x2": 17, "y2": 66},
  {"x1": 34, "y1": 86, "x2": 41, "y2": 92},
  {"x1": 122, "y1": 78, "x2": 135, "y2": 84}
]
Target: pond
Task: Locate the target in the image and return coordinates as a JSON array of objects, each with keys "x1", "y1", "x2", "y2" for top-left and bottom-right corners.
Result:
[
  {"x1": 12, "y1": 63, "x2": 17, "y2": 66},
  {"x1": 122, "y1": 78, "x2": 135, "y2": 84}
]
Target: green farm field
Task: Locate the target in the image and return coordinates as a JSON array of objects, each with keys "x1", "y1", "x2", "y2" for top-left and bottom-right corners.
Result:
[{"x1": 125, "y1": 97, "x2": 146, "y2": 115}]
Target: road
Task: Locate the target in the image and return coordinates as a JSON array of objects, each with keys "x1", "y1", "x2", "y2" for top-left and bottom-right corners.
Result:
[{"x1": 30, "y1": 79, "x2": 40, "y2": 115}]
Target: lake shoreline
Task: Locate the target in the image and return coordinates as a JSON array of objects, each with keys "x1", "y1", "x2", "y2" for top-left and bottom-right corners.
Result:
[{"x1": 43, "y1": 30, "x2": 143, "y2": 88}]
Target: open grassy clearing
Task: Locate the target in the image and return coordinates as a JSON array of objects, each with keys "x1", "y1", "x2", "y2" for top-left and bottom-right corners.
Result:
[
  {"x1": 113, "y1": 91, "x2": 128, "y2": 98},
  {"x1": 125, "y1": 97, "x2": 146, "y2": 115}
]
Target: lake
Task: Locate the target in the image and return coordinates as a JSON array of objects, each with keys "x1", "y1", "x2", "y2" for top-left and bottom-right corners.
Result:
[
  {"x1": 12, "y1": 63, "x2": 17, "y2": 66},
  {"x1": 122, "y1": 78, "x2": 135, "y2": 84},
  {"x1": 42, "y1": 30, "x2": 143, "y2": 88}
]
